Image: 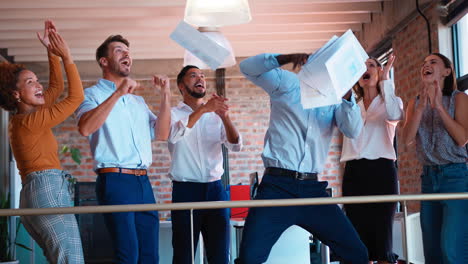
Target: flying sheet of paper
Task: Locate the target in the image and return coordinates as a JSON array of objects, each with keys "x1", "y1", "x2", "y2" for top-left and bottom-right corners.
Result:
[
  {"x1": 298, "y1": 30, "x2": 368, "y2": 108},
  {"x1": 325, "y1": 30, "x2": 368, "y2": 100},
  {"x1": 299, "y1": 79, "x2": 340, "y2": 108},
  {"x1": 298, "y1": 36, "x2": 340, "y2": 108},
  {"x1": 298, "y1": 59, "x2": 340, "y2": 108},
  {"x1": 170, "y1": 21, "x2": 230, "y2": 70},
  {"x1": 305, "y1": 35, "x2": 338, "y2": 65}
]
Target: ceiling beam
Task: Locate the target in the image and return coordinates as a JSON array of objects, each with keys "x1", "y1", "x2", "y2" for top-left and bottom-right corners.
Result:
[
  {"x1": 0, "y1": 49, "x2": 13, "y2": 62},
  {"x1": 0, "y1": 0, "x2": 185, "y2": 9},
  {"x1": 0, "y1": 13, "x2": 370, "y2": 30},
  {"x1": 0, "y1": 23, "x2": 363, "y2": 41},
  {"x1": 12, "y1": 45, "x2": 321, "y2": 62},
  {"x1": 253, "y1": 13, "x2": 371, "y2": 24},
  {"x1": 223, "y1": 23, "x2": 363, "y2": 33},
  {"x1": 0, "y1": 3, "x2": 381, "y2": 20},
  {"x1": 0, "y1": 0, "x2": 386, "y2": 62},
  {"x1": 0, "y1": 31, "x2": 341, "y2": 47},
  {"x1": 7, "y1": 39, "x2": 328, "y2": 56},
  {"x1": 0, "y1": 0, "x2": 389, "y2": 9},
  {"x1": 251, "y1": 2, "x2": 381, "y2": 14}
]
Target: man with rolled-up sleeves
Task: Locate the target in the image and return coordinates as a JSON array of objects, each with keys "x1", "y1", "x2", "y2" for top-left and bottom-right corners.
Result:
[
  {"x1": 166, "y1": 65, "x2": 242, "y2": 264},
  {"x1": 236, "y1": 53, "x2": 368, "y2": 264},
  {"x1": 75, "y1": 35, "x2": 171, "y2": 264}
]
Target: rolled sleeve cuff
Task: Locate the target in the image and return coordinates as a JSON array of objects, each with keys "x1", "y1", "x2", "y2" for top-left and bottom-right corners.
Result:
[
  {"x1": 340, "y1": 95, "x2": 359, "y2": 111},
  {"x1": 74, "y1": 103, "x2": 95, "y2": 123},
  {"x1": 265, "y1": 53, "x2": 281, "y2": 69},
  {"x1": 225, "y1": 134, "x2": 243, "y2": 152}
]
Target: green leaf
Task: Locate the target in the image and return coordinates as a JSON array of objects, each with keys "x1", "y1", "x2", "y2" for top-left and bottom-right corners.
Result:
[
  {"x1": 70, "y1": 148, "x2": 82, "y2": 165},
  {"x1": 60, "y1": 145, "x2": 69, "y2": 155}
]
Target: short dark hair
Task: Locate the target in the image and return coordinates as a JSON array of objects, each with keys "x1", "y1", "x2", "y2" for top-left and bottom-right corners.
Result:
[
  {"x1": 177, "y1": 65, "x2": 199, "y2": 85},
  {"x1": 95, "y1": 35, "x2": 130, "y2": 67},
  {"x1": 429, "y1": 53, "x2": 457, "y2": 96},
  {"x1": 0, "y1": 62, "x2": 26, "y2": 112}
]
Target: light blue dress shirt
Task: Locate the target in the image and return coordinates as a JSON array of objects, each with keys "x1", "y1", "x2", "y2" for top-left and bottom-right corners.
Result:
[
  {"x1": 239, "y1": 53, "x2": 363, "y2": 174},
  {"x1": 75, "y1": 79, "x2": 157, "y2": 170}
]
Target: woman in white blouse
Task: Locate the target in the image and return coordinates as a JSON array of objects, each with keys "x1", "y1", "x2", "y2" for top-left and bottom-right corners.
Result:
[{"x1": 340, "y1": 55, "x2": 404, "y2": 264}]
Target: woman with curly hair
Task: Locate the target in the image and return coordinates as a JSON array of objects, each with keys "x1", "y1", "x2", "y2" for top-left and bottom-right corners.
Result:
[
  {"x1": 0, "y1": 20, "x2": 84, "y2": 264},
  {"x1": 402, "y1": 53, "x2": 468, "y2": 264},
  {"x1": 340, "y1": 55, "x2": 403, "y2": 264}
]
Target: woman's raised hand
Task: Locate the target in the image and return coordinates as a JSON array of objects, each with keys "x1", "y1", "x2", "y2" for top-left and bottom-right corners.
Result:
[
  {"x1": 36, "y1": 19, "x2": 57, "y2": 48},
  {"x1": 379, "y1": 54, "x2": 395, "y2": 81},
  {"x1": 48, "y1": 30, "x2": 73, "y2": 64}
]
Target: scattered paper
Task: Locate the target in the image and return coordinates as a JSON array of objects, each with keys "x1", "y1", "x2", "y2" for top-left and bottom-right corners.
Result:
[
  {"x1": 298, "y1": 30, "x2": 368, "y2": 108},
  {"x1": 170, "y1": 21, "x2": 230, "y2": 70}
]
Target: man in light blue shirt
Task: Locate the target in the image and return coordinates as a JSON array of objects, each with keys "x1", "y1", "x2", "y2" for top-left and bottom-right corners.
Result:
[
  {"x1": 235, "y1": 53, "x2": 368, "y2": 264},
  {"x1": 75, "y1": 35, "x2": 171, "y2": 264}
]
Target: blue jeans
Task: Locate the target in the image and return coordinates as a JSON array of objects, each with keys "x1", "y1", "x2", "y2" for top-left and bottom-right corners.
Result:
[
  {"x1": 420, "y1": 163, "x2": 468, "y2": 264},
  {"x1": 236, "y1": 174, "x2": 368, "y2": 264},
  {"x1": 96, "y1": 172, "x2": 159, "y2": 264},
  {"x1": 171, "y1": 180, "x2": 230, "y2": 264}
]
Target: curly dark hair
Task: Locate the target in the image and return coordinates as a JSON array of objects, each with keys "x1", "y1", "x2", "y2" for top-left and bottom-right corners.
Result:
[
  {"x1": 353, "y1": 57, "x2": 382, "y2": 102},
  {"x1": 0, "y1": 62, "x2": 26, "y2": 112},
  {"x1": 95, "y1": 35, "x2": 130, "y2": 68}
]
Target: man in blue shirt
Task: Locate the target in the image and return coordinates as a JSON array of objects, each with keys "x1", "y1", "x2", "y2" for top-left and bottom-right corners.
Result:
[
  {"x1": 235, "y1": 53, "x2": 368, "y2": 264},
  {"x1": 75, "y1": 35, "x2": 171, "y2": 264}
]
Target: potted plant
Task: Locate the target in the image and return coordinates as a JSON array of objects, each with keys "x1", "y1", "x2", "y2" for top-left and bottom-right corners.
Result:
[
  {"x1": 0, "y1": 191, "x2": 17, "y2": 264},
  {"x1": 0, "y1": 191, "x2": 31, "y2": 264},
  {"x1": 59, "y1": 145, "x2": 82, "y2": 199}
]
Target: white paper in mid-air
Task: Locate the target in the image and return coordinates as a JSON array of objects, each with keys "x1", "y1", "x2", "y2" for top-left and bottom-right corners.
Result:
[
  {"x1": 170, "y1": 21, "x2": 230, "y2": 70},
  {"x1": 298, "y1": 30, "x2": 368, "y2": 108}
]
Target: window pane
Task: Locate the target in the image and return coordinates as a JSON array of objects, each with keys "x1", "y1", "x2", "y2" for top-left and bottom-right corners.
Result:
[{"x1": 456, "y1": 14, "x2": 468, "y2": 77}]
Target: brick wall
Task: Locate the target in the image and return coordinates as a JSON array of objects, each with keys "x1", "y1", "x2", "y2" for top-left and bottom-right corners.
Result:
[
  {"x1": 51, "y1": 63, "x2": 346, "y2": 219},
  {"x1": 394, "y1": 10, "x2": 440, "y2": 211},
  {"x1": 366, "y1": 3, "x2": 440, "y2": 212},
  {"x1": 49, "y1": 3, "x2": 443, "y2": 215}
]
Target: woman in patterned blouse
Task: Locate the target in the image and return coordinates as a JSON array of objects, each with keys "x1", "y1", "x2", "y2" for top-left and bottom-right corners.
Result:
[{"x1": 402, "y1": 53, "x2": 468, "y2": 264}]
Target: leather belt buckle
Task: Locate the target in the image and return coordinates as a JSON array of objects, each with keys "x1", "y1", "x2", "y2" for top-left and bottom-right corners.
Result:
[
  {"x1": 293, "y1": 171, "x2": 300, "y2": 180},
  {"x1": 295, "y1": 172, "x2": 305, "y2": 180},
  {"x1": 134, "y1": 169, "x2": 144, "y2": 176}
]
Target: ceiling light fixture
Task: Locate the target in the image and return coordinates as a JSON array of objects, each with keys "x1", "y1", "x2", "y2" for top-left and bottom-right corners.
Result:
[{"x1": 183, "y1": 0, "x2": 251, "y2": 69}]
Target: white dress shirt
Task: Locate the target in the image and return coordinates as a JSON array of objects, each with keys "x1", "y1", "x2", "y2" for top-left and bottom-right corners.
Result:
[
  {"x1": 168, "y1": 102, "x2": 242, "y2": 182},
  {"x1": 340, "y1": 80, "x2": 404, "y2": 162}
]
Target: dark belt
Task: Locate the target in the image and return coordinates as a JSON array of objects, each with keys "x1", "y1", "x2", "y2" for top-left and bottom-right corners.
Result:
[
  {"x1": 265, "y1": 167, "x2": 317, "y2": 181},
  {"x1": 97, "y1": 167, "x2": 147, "y2": 176}
]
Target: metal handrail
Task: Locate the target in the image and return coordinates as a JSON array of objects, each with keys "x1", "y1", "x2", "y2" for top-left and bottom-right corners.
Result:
[
  {"x1": 1, "y1": 192, "x2": 467, "y2": 216},
  {"x1": 3, "y1": 192, "x2": 467, "y2": 263}
]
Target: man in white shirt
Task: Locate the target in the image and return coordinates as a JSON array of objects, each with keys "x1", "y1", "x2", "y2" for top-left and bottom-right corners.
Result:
[{"x1": 166, "y1": 65, "x2": 242, "y2": 264}]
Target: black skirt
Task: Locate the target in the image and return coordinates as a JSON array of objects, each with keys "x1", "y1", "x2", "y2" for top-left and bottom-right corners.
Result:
[{"x1": 342, "y1": 158, "x2": 399, "y2": 262}]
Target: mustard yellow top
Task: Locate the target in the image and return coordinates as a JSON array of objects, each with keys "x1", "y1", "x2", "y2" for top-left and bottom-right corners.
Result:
[{"x1": 9, "y1": 53, "x2": 84, "y2": 181}]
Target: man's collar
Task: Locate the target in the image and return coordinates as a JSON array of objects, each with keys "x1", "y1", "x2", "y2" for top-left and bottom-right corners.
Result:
[
  {"x1": 97, "y1": 78, "x2": 117, "y2": 91},
  {"x1": 177, "y1": 101, "x2": 189, "y2": 109},
  {"x1": 177, "y1": 101, "x2": 206, "y2": 111}
]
